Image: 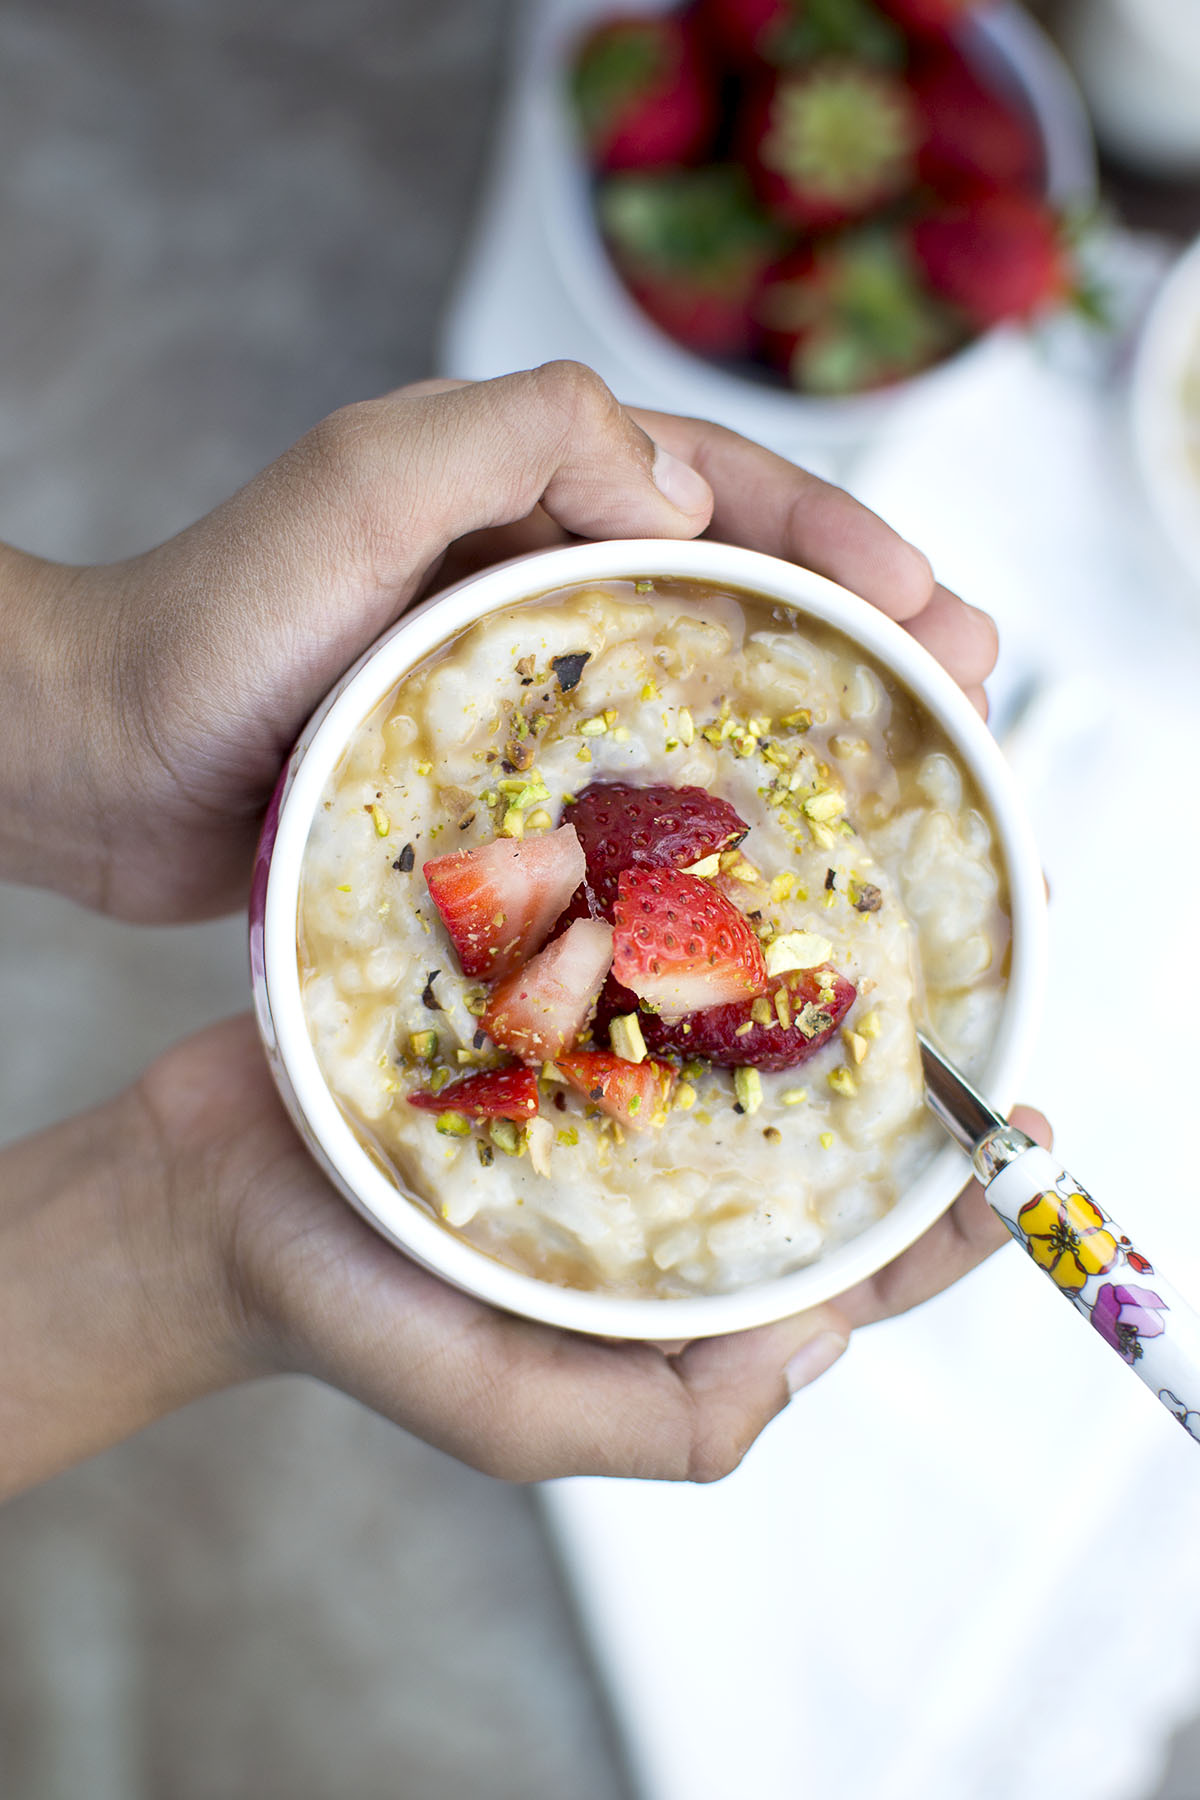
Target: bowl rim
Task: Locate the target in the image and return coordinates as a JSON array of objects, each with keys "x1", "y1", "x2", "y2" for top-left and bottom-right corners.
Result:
[{"x1": 255, "y1": 538, "x2": 1047, "y2": 1340}]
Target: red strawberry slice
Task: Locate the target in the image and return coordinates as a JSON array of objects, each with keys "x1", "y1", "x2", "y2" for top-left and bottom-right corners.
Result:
[
  {"x1": 567, "y1": 781, "x2": 749, "y2": 919},
  {"x1": 571, "y1": 15, "x2": 717, "y2": 173},
  {"x1": 612, "y1": 866, "x2": 767, "y2": 1020},
  {"x1": 598, "y1": 166, "x2": 782, "y2": 358},
  {"x1": 482, "y1": 918, "x2": 614, "y2": 1064},
  {"x1": 556, "y1": 1049, "x2": 677, "y2": 1132},
  {"x1": 741, "y1": 62, "x2": 920, "y2": 231},
  {"x1": 408, "y1": 1065, "x2": 539, "y2": 1121},
  {"x1": 639, "y1": 964, "x2": 856, "y2": 1068},
  {"x1": 755, "y1": 228, "x2": 959, "y2": 395},
  {"x1": 911, "y1": 191, "x2": 1073, "y2": 327},
  {"x1": 423, "y1": 824, "x2": 585, "y2": 980},
  {"x1": 910, "y1": 43, "x2": 1043, "y2": 197}
]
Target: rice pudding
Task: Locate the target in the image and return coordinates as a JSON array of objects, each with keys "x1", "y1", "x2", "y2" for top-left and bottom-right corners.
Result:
[{"x1": 298, "y1": 577, "x2": 1009, "y2": 1299}]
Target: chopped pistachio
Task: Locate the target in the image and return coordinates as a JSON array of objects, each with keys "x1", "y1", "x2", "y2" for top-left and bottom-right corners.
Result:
[
  {"x1": 769, "y1": 872, "x2": 796, "y2": 904},
  {"x1": 803, "y1": 789, "x2": 846, "y2": 824},
  {"x1": 634, "y1": 580, "x2": 653, "y2": 594},
  {"x1": 455, "y1": 1049, "x2": 480, "y2": 1066},
  {"x1": 526, "y1": 1117, "x2": 554, "y2": 1177},
  {"x1": 677, "y1": 707, "x2": 695, "y2": 746},
  {"x1": 640, "y1": 679, "x2": 659, "y2": 702},
  {"x1": 476, "y1": 1139, "x2": 495, "y2": 1167},
  {"x1": 576, "y1": 745, "x2": 592, "y2": 763},
  {"x1": 429, "y1": 1066, "x2": 452, "y2": 1094},
  {"x1": 733, "y1": 1067, "x2": 763, "y2": 1115},
  {"x1": 734, "y1": 1020, "x2": 754, "y2": 1037},
  {"x1": 434, "y1": 1111, "x2": 471, "y2": 1138},
  {"x1": 820, "y1": 1131, "x2": 835, "y2": 1150},
  {"x1": 809, "y1": 821, "x2": 837, "y2": 851},
  {"x1": 828, "y1": 1067, "x2": 858, "y2": 1097},
  {"x1": 409, "y1": 1029, "x2": 438, "y2": 1061},
  {"x1": 578, "y1": 716, "x2": 608, "y2": 737},
  {"x1": 774, "y1": 988, "x2": 793, "y2": 1031},
  {"x1": 603, "y1": 708, "x2": 619, "y2": 728},
  {"x1": 681, "y1": 853, "x2": 720, "y2": 879},
  {"x1": 765, "y1": 931, "x2": 833, "y2": 976},
  {"x1": 489, "y1": 1119, "x2": 523, "y2": 1157},
  {"x1": 500, "y1": 807, "x2": 525, "y2": 839},
  {"x1": 796, "y1": 1002, "x2": 833, "y2": 1040},
  {"x1": 612, "y1": 726, "x2": 631, "y2": 743},
  {"x1": 681, "y1": 1058, "x2": 707, "y2": 1081},
  {"x1": 525, "y1": 809, "x2": 552, "y2": 832},
  {"x1": 336, "y1": 883, "x2": 352, "y2": 893},
  {"x1": 367, "y1": 803, "x2": 390, "y2": 838},
  {"x1": 750, "y1": 996, "x2": 774, "y2": 1027},
  {"x1": 780, "y1": 708, "x2": 812, "y2": 731},
  {"x1": 844, "y1": 1030, "x2": 869, "y2": 1065},
  {"x1": 626, "y1": 1094, "x2": 642, "y2": 1115},
  {"x1": 781, "y1": 1087, "x2": 808, "y2": 1105},
  {"x1": 463, "y1": 986, "x2": 489, "y2": 1017},
  {"x1": 664, "y1": 737, "x2": 680, "y2": 753},
  {"x1": 415, "y1": 760, "x2": 432, "y2": 777},
  {"x1": 556, "y1": 1127, "x2": 580, "y2": 1147},
  {"x1": 858, "y1": 1010, "x2": 881, "y2": 1039},
  {"x1": 609, "y1": 1013, "x2": 648, "y2": 1064},
  {"x1": 673, "y1": 1082, "x2": 697, "y2": 1111}
]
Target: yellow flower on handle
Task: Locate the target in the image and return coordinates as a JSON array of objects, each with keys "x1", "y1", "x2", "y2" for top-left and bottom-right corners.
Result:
[{"x1": 1017, "y1": 1189, "x2": 1119, "y2": 1292}]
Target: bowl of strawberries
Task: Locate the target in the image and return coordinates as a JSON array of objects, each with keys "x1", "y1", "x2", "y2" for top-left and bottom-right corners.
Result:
[
  {"x1": 251, "y1": 538, "x2": 1046, "y2": 1340},
  {"x1": 543, "y1": 0, "x2": 1095, "y2": 435}
]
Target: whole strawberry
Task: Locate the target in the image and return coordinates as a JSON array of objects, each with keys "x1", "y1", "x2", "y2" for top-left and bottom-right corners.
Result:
[
  {"x1": 572, "y1": 14, "x2": 717, "y2": 172},
  {"x1": 755, "y1": 227, "x2": 959, "y2": 393},
  {"x1": 911, "y1": 191, "x2": 1072, "y2": 326},
  {"x1": 598, "y1": 167, "x2": 783, "y2": 357},
  {"x1": 874, "y1": 0, "x2": 986, "y2": 34},
  {"x1": 909, "y1": 41, "x2": 1043, "y2": 196},
  {"x1": 741, "y1": 61, "x2": 920, "y2": 230},
  {"x1": 696, "y1": 0, "x2": 902, "y2": 70}
]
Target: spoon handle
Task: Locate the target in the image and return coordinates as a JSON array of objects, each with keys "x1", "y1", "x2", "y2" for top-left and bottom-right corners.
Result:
[{"x1": 980, "y1": 1135, "x2": 1200, "y2": 1443}]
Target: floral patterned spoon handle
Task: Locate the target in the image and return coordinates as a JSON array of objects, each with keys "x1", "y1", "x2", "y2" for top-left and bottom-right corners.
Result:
[{"x1": 919, "y1": 1031, "x2": 1200, "y2": 1442}]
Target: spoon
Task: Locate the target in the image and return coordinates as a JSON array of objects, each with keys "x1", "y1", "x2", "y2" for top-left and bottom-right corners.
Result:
[{"x1": 918, "y1": 1029, "x2": 1200, "y2": 1443}]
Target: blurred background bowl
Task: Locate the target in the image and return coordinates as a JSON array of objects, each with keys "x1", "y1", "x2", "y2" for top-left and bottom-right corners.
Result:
[{"x1": 1131, "y1": 230, "x2": 1200, "y2": 595}]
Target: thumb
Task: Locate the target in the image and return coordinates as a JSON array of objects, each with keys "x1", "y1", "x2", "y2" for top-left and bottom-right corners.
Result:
[{"x1": 282, "y1": 361, "x2": 714, "y2": 599}]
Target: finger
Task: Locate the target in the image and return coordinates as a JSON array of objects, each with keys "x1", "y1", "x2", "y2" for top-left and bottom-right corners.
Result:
[
  {"x1": 630, "y1": 408, "x2": 935, "y2": 622},
  {"x1": 265, "y1": 1194, "x2": 846, "y2": 1483},
  {"x1": 301, "y1": 362, "x2": 714, "y2": 592},
  {"x1": 835, "y1": 1105, "x2": 1052, "y2": 1329},
  {"x1": 901, "y1": 585, "x2": 999, "y2": 692}
]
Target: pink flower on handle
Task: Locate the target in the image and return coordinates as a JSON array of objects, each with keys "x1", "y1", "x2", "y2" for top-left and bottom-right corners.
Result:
[{"x1": 1090, "y1": 1282, "x2": 1167, "y2": 1364}]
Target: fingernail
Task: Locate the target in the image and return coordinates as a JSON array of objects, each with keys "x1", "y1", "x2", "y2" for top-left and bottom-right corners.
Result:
[
  {"x1": 651, "y1": 444, "x2": 710, "y2": 515},
  {"x1": 784, "y1": 1330, "x2": 848, "y2": 1397}
]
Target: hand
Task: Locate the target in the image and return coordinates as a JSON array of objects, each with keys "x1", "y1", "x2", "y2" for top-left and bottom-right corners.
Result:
[
  {"x1": 0, "y1": 363, "x2": 997, "y2": 922},
  {"x1": 0, "y1": 1013, "x2": 1048, "y2": 1498}
]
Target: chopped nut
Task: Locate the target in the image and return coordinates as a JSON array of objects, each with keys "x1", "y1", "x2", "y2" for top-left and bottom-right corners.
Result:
[
  {"x1": 677, "y1": 707, "x2": 695, "y2": 746},
  {"x1": 525, "y1": 809, "x2": 553, "y2": 832},
  {"x1": 463, "y1": 986, "x2": 488, "y2": 1017},
  {"x1": 551, "y1": 651, "x2": 590, "y2": 692},
  {"x1": 733, "y1": 1067, "x2": 763, "y2": 1115},
  {"x1": 851, "y1": 882, "x2": 883, "y2": 913},
  {"x1": 734, "y1": 1020, "x2": 755, "y2": 1037},
  {"x1": 774, "y1": 988, "x2": 793, "y2": 1031},
  {"x1": 803, "y1": 789, "x2": 846, "y2": 824},
  {"x1": 367, "y1": 803, "x2": 390, "y2": 837},
  {"x1": 515, "y1": 654, "x2": 536, "y2": 681},
  {"x1": 489, "y1": 1119, "x2": 523, "y2": 1157},
  {"x1": 421, "y1": 971, "x2": 442, "y2": 1010},
  {"x1": 576, "y1": 745, "x2": 592, "y2": 763},
  {"x1": 858, "y1": 1010, "x2": 881, "y2": 1039},
  {"x1": 780, "y1": 709, "x2": 812, "y2": 731},
  {"x1": 796, "y1": 1002, "x2": 834, "y2": 1040},
  {"x1": 844, "y1": 1030, "x2": 868, "y2": 1065},
  {"x1": 781, "y1": 1087, "x2": 807, "y2": 1105},
  {"x1": 500, "y1": 807, "x2": 525, "y2": 838},
  {"x1": 526, "y1": 1117, "x2": 554, "y2": 1177},
  {"x1": 765, "y1": 931, "x2": 833, "y2": 976},
  {"x1": 434, "y1": 1111, "x2": 471, "y2": 1138},
  {"x1": 750, "y1": 996, "x2": 774, "y2": 1027},
  {"x1": 673, "y1": 1083, "x2": 697, "y2": 1111},
  {"x1": 820, "y1": 1131, "x2": 835, "y2": 1150},
  {"x1": 769, "y1": 872, "x2": 796, "y2": 904},
  {"x1": 415, "y1": 760, "x2": 432, "y2": 777},
  {"x1": 681, "y1": 853, "x2": 720, "y2": 879},
  {"x1": 828, "y1": 1067, "x2": 858, "y2": 1097},
  {"x1": 409, "y1": 1029, "x2": 438, "y2": 1061},
  {"x1": 578, "y1": 715, "x2": 608, "y2": 737},
  {"x1": 429, "y1": 1066, "x2": 452, "y2": 1094},
  {"x1": 609, "y1": 1013, "x2": 648, "y2": 1064},
  {"x1": 392, "y1": 843, "x2": 415, "y2": 873},
  {"x1": 476, "y1": 1139, "x2": 495, "y2": 1167},
  {"x1": 556, "y1": 1127, "x2": 580, "y2": 1147}
]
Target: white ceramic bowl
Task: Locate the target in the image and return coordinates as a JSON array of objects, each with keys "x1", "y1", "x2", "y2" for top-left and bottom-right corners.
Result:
[
  {"x1": 530, "y1": 0, "x2": 1096, "y2": 448},
  {"x1": 251, "y1": 539, "x2": 1047, "y2": 1341},
  {"x1": 1130, "y1": 231, "x2": 1200, "y2": 595}
]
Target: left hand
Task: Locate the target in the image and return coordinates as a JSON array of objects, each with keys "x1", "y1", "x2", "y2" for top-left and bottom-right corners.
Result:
[{"x1": 1, "y1": 363, "x2": 996, "y2": 922}]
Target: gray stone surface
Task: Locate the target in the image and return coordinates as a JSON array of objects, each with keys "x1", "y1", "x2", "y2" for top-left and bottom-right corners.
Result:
[{"x1": 0, "y1": 5, "x2": 629, "y2": 1797}]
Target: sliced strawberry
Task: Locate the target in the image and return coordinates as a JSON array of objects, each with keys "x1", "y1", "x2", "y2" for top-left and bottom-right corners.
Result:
[
  {"x1": 612, "y1": 866, "x2": 767, "y2": 1020},
  {"x1": 639, "y1": 964, "x2": 857, "y2": 1068},
  {"x1": 556, "y1": 1049, "x2": 677, "y2": 1132},
  {"x1": 910, "y1": 43, "x2": 1043, "y2": 197},
  {"x1": 911, "y1": 191, "x2": 1073, "y2": 327},
  {"x1": 598, "y1": 166, "x2": 782, "y2": 358},
  {"x1": 423, "y1": 824, "x2": 584, "y2": 980},
  {"x1": 755, "y1": 227, "x2": 960, "y2": 395},
  {"x1": 482, "y1": 918, "x2": 614, "y2": 1064},
  {"x1": 571, "y1": 15, "x2": 717, "y2": 173},
  {"x1": 408, "y1": 1065, "x2": 539, "y2": 1121},
  {"x1": 741, "y1": 62, "x2": 919, "y2": 231},
  {"x1": 567, "y1": 781, "x2": 749, "y2": 919}
]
